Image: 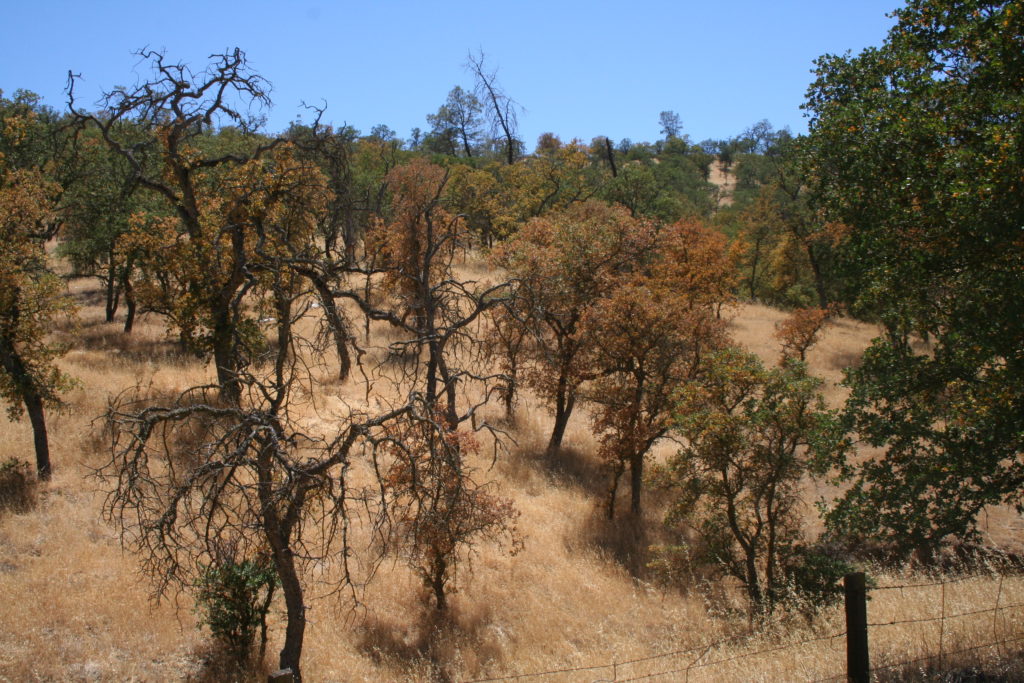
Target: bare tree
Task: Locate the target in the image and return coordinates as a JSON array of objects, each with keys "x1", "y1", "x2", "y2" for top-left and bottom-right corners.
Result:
[
  {"x1": 100, "y1": 271, "x2": 412, "y2": 681},
  {"x1": 466, "y1": 50, "x2": 522, "y2": 165}
]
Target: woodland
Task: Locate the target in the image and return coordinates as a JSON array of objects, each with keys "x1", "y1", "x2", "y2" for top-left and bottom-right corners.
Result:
[{"x1": 1, "y1": 1, "x2": 1022, "y2": 680}]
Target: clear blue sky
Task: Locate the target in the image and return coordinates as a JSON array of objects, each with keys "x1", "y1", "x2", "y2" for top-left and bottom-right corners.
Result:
[{"x1": 3, "y1": 0, "x2": 900, "y2": 147}]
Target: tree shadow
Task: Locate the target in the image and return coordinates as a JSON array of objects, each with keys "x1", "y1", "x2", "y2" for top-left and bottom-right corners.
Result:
[
  {"x1": 577, "y1": 507, "x2": 655, "y2": 578},
  {"x1": 508, "y1": 442, "x2": 607, "y2": 499},
  {"x1": 355, "y1": 601, "x2": 504, "y2": 683},
  {"x1": 186, "y1": 641, "x2": 268, "y2": 683},
  {"x1": 829, "y1": 348, "x2": 863, "y2": 372},
  {"x1": 75, "y1": 325, "x2": 196, "y2": 366}
]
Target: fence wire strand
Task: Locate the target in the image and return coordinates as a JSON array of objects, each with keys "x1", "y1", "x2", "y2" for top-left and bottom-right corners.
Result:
[
  {"x1": 869, "y1": 633, "x2": 1024, "y2": 676},
  {"x1": 458, "y1": 575, "x2": 1024, "y2": 682}
]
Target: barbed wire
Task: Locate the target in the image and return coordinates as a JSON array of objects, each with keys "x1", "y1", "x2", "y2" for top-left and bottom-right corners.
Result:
[
  {"x1": 459, "y1": 576, "x2": 1024, "y2": 683},
  {"x1": 869, "y1": 633, "x2": 1024, "y2": 676},
  {"x1": 614, "y1": 631, "x2": 846, "y2": 683},
  {"x1": 871, "y1": 572, "x2": 1022, "y2": 592},
  {"x1": 459, "y1": 630, "x2": 844, "y2": 683},
  {"x1": 460, "y1": 661, "x2": 613, "y2": 682},
  {"x1": 868, "y1": 601, "x2": 1024, "y2": 628}
]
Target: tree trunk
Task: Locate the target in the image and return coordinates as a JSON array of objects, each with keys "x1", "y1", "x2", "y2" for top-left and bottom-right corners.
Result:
[
  {"x1": 24, "y1": 391, "x2": 51, "y2": 481},
  {"x1": 605, "y1": 137, "x2": 618, "y2": 178},
  {"x1": 305, "y1": 273, "x2": 352, "y2": 381},
  {"x1": 258, "y1": 441, "x2": 306, "y2": 681},
  {"x1": 122, "y1": 266, "x2": 136, "y2": 334},
  {"x1": 745, "y1": 549, "x2": 764, "y2": 616},
  {"x1": 273, "y1": 548, "x2": 306, "y2": 682},
  {"x1": 804, "y1": 241, "x2": 828, "y2": 308},
  {"x1": 431, "y1": 555, "x2": 448, "y2": 611},
  {"x1": 547, "y1": 391, "x2": 575, "y2": 454},
  {"x1": 212, "y1": 316, "x2": 241, "y2": 405},
  {"x1": 104, "y1": 254, "x2": 120, "y2": 323},
  {"x1": 629, "y1": 451, "x2": 644, "y2": 517},
  {"x1": 502, "y1": 374, "x2": 516, "y2": 422},
  {"x1": 0, "y1": 335, "x2": 51, "y2": 480},
  {"x1": 606, "y1": 457, "x2": 626, "y2": 519}
]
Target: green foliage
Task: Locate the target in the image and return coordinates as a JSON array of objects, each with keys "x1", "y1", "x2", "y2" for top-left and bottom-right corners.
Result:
[
  {"x1": 664, "y1": 349, "x2": 843, "y2": 613},
  {"x1": 0, "y1": 92, "x2": 76, "y2": 478},
  {"x1": 194, "y1": 555, "x2": 278, "y2": 662},
  {"x1": 804, "y1": 0, "x2": 1024, "y2": 559},
  {"x1": 782, "y1": 544, "x2": 856, "y2": 614}
]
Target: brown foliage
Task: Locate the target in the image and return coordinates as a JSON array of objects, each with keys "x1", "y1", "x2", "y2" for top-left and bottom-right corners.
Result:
[
  {"x1": 774, "y1": 304, "x2": 838, "y2": 363},
  {"x1": 586, "y1": 220, "x2": 735, "y2": 519},
  {"x1": 378, "y1": 410, "x2": 521, "y2": 611}
]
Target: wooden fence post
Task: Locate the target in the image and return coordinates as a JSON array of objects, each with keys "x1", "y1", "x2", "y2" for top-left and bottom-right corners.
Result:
[{"x1": 845, "y1": 572, "x2": 869, "y2": 683}]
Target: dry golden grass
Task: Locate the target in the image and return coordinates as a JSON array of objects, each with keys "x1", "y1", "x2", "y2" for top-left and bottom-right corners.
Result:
[{"x1": 1, "y1": 272, "x2": 1022, "y2": 682}]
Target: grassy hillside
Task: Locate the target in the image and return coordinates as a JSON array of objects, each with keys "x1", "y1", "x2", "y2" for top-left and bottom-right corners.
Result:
[{"x1": 1, "y1": 266, "x2": 1022, "y2": 682}]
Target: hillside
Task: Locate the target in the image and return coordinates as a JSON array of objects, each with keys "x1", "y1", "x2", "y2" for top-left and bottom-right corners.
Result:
[{"x1": 2, "y1": 266, "x2": 1022, "y2": 682}]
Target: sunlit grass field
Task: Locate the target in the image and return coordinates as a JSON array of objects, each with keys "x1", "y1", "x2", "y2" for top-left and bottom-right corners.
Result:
[{"x1": 1, "y1": 264, "x2": 1022, "y2": 682}]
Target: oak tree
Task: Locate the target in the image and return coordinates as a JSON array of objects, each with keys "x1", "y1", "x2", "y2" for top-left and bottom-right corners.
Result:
[
  {"x1": 804, "y1": 0, "x2": 1024, "y2": 557},
  {"x1": 70, "y1": 49, "x2": 328, "y2": 404},
  {"x1": 498, "y1": 200, "x2": 658, "y2": 453},
  {"x1": 587, "y1": 220, "x2": 734, "y2": 518},
  {"x1": 663, "y1": 350, "x2": 838, "y2": 614},
  {"x1": 0, "y1": 94, "x2": 75, "y2": 480}
]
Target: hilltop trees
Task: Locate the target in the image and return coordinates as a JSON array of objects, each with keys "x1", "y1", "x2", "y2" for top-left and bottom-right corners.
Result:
[
  {"x1": 467, "y1": 51, "x2": 523, "y2": 165},
  {"x1": 425, "y1": 86, "x2": 483, "y2": 158},
  {"x1": 805, "y1": 0, "x2": 1024, "y2": 557}
]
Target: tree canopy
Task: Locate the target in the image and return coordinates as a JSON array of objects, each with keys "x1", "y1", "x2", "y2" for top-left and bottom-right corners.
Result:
[{"x1": 804, "y1": 0, "x2": 1024, "y2": 557}]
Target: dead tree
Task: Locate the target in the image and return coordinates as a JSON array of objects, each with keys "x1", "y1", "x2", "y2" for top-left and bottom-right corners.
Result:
[
  {"x1": 101, "y1": 270, "x2": 411, "y2": 681},
  {"x1": 466, "y1": 51, "x2": 522, "y2": 165}
]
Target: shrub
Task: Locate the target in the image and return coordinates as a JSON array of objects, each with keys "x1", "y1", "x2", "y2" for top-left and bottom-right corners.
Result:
[
  {"x1": 194, "y1": 553, "x2": 278, "y2": 663},
  {"x1": 782, "y1": 543, "x2": 858, "y2": 615}
]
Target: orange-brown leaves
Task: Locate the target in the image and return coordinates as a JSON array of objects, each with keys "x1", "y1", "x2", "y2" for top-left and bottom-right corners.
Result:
[
  {"x1": 584, "y1": 219, "x2": 735, "y2": 517},
  {"x1": 378, "y1": 413, "x2": 521, "y2": 609},
  {"x1": 774, "y1": 304, "x2": 838, "y2": 363},
  {"x1": 126, "y1": 143, "x2": 329, "y2": 353},
  {"x1": 498, "y1": 200, "x2": 659, "y2": 407},
  {"x1": 369, "y1": 159, "x2": 462, "y2": 311}
]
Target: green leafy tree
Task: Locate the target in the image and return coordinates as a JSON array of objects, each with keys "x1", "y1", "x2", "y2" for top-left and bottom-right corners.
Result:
[
  {"x1": 194, "y1": 547, "x2": 277, "y2": 663},
  {"x1": 659, "y1": 110, "x2": 683, "y2": 140},
  {"x1": 425, "y1": 85, "x2": 483, "y2": 159},
  {"x1": 59, "y1": 124, "x2": 158, "y2": 330},
  {"x1": 663, "y1": 350, "x2": 839, "y2": 614},
  {"x1": 0, "y1": 97, "x2": 74, "y2": 480},
  {"x1": 804, "y1": 0, "x2": 1024, "y2": 558}
]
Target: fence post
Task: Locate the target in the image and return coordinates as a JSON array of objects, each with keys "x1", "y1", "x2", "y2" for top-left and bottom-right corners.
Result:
[{"x1": 845, "y1": 572, "x2": 869, "y2": 683}]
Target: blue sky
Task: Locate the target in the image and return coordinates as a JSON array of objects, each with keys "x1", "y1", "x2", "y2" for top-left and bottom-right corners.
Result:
[{"x1": 3, "y1": 0, "x2": 900, "y2": 147}]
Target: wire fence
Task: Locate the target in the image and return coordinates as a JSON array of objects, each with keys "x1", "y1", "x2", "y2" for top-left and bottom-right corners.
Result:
[{"x1": 458, "y1": 573, "x2": 1024, "y2": 682}]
